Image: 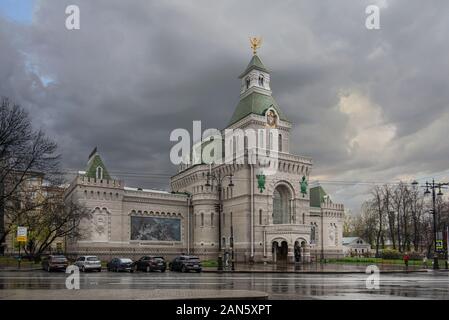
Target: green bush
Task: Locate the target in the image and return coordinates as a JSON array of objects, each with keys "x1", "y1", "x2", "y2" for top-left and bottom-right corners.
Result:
[
  {"x1": 201, "y1": 260, "x2": 218, "y2": 267},
  {"x1": 381, "y1": 249, "x2": 401, "y2": 259}
]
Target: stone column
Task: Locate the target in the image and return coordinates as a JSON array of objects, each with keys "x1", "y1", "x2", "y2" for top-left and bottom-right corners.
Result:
[{"x1": 288, "y1": 244, "x2": 295, "y2": 264}]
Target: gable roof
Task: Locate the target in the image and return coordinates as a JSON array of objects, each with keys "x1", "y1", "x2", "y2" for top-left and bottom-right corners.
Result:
[
  {"x1": 84, "y1": 151, "x2": 111, "y2": 180},
  {"x1": 342, "y1": 237, "x2": 360, "y2": 245}
]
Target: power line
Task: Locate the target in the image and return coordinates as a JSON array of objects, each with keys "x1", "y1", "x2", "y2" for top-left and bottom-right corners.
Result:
[{"x1": 55, "y1": 168, "x2": 449, "y2": 187}]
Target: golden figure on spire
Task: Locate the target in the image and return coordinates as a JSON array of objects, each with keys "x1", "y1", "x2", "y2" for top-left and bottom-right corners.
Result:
[{"x1": 249, "y1": 36, "x2": 262, "y2": 55}]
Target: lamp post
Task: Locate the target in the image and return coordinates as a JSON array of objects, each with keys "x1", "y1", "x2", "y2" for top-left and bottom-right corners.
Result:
[
  {"x1": 412, "y1": 179, "x2": 448, "y2": 270},
  {"x1": 205, "y1": 170, "x2": 234, "y2": 271}
]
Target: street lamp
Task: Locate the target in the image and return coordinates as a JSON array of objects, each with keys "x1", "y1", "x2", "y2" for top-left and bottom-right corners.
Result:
[
  {"x1": 413, "y1": 179, "x2": 449, "y2": 270},
  {"x1": 205, "y1": 169, "x2": 234, "y2": 271}
]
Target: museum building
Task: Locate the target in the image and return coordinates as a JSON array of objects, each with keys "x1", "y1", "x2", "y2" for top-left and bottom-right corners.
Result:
[{"x1": 65, "y1": 49, "x2": 345, "y2": 263}]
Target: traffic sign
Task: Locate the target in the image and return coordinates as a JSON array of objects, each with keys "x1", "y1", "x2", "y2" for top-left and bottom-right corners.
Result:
[
  {"x1": 17, "y1": 226, "x2": 27, "y2": 242},
  {"x1": 436, "y1": 239, "x2": 443, "y2": 251}
]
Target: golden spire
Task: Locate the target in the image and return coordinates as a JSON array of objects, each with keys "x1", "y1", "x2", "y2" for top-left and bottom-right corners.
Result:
[{"x1": 249, "y1": 36, "x2": 262, "y2": 55}]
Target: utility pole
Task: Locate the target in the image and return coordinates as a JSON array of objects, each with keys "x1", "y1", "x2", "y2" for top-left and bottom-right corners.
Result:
[
  {"x1": 206, "y1": 169, "x2": 234, "y2": 272},
  {"x1": 412, "y1": 179, "x2": 448, "y2": 270},
  {"x1": 230, "y1": 224, "x2": 235, "y2": 271}
]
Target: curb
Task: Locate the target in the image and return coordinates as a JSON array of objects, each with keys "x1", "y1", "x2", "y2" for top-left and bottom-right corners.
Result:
[
  {"x1": 0, "y1": 268, "x2": 42, "y2": 272},
  {"x1": 202, "y1": 269, "x2": 435, "y2": 274}
]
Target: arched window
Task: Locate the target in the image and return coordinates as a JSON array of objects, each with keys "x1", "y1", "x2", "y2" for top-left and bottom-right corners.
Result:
[
  {"x1": 273, "y1": 185, "x2": 290, "y2": 224},
  {"x1": 96, "y1": 166, "x2": 103, "y2": 180},
  {"x1": 258, "y1": 74, "x2": 264, "y2": 86},
  {"x1": 278, "y1": 134, "x2": 282, "y2": 152},
  {"x1": 246, "y1": 77, "x2": 250, "y2": 89},
  {"x1": 201, "y1": 213, "x2": 204, "y2": 227}
]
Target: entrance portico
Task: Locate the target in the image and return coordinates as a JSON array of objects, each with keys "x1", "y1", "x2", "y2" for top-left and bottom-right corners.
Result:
[{"x1": 265, "y1": 225, "x2": 311, "y2": 264}]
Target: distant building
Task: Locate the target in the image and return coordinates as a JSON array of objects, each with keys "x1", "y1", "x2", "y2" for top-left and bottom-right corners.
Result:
[{"x1": 342, "y1": 237, "x2": 372, "y2": 257}]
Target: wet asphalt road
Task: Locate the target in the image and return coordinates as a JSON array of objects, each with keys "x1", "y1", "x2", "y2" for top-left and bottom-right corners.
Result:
[{"x1": 0, "y1": 270, "x2": 448, "y2": 299}]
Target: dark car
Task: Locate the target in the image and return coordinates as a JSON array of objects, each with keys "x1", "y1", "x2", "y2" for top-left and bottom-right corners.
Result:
[
  {"x1": 133, "y1": 256, "x2": 166, "y2": 272},
  {"x1": 107, "y1": 258, "x2": 134, "y2": 272},
  {"x1": 170, "y1": 255, "x2": 202, "y2": 273},
  {"x1": 42, "y1": 255, "x2": 69, "y2": 272}
]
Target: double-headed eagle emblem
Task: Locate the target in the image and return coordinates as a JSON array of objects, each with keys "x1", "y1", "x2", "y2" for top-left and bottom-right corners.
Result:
[{"x1": 250, "y1": 37, "x2": 262, "y2": 55}]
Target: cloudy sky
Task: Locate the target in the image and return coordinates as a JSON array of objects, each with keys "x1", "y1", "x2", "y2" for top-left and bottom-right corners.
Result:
[{"x1": 1, "y1": 0, "x2": 448, "y2": 213}]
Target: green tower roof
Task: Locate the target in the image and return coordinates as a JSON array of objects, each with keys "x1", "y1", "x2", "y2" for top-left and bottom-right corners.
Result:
[
  {"x1": 228, "y1": 91, "x2": 288, "y2": 126},
  {"x1": 238, "y1": 55, "x2": 269, "y2": 78},
  {"x1": 310, "y1": 186, "x2": 327, "y2": 208},
  {"x1": 84, "y1": 149, "x2": 112, "y2": 180}
]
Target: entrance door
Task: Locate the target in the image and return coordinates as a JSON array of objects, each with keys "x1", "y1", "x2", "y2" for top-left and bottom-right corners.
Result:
[{"x1": 272, "y1": 240, "x2": 288, "y2": 263}]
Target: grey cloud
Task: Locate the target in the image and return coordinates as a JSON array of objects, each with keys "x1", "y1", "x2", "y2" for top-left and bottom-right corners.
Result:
[{"x1": 1, "y1": 0, "x2": 448, "y2": 213}]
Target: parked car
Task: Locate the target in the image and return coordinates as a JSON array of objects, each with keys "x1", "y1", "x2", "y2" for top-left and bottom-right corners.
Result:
[
  {"x1": 74, "y1": 255, "x2": 102, "y2": 272},
  {"x1": 107, "y1": 258, "x2": 134, "y2": 272},
  {"x1": 133, "y1": 256, "x2": 166, "y2": 272},
  {"x1": 170, "y1": 255, "x2": 202, "y2": 273},
  {"x1": 41, "y1": 255, "x2": 69, "y2": 272}
]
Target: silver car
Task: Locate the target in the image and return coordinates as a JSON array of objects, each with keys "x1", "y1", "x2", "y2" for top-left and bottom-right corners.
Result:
[{"x1": 74, "y1": 255, "x2": 102, "y2": 272}]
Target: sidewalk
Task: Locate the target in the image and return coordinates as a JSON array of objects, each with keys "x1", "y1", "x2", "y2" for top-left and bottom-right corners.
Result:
[
  {"x1": 203, "y1": 263, "x2": 436, "y2": 273},
  {"x1": 0, "y1": 289, "x2": 268, "y2": 300}
]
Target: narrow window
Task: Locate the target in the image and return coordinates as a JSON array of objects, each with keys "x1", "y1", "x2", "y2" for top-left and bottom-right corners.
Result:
[
  {"x1": 259, "y1": 209, "x2": 263, "y2": 225},
  {"x1": 96, "y1": 166, "x2": 103, "y2": 180},
  {"x1": 246, "y1": 77, "x2": 250, "y2": 89},
  {"x1": 211, "y1": 212, "x2": 214, "y2": 227},
  {"x1": 278, "y1": 134, "x2": 282, "y2": 152},
  {"x1": 201, "y1": 213, "x2": 204, "y2": 227}
]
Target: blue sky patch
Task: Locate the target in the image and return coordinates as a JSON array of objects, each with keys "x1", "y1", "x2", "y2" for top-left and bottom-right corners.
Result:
[{"x1": 0, "y1": 0, "x2": 35, "y2": 23}]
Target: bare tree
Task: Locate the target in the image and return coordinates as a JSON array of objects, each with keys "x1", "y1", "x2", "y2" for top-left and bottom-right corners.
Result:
[
  {"x1": 22, "y1": 189, "x2": 91, "y2": 260},
  {"x1": 356, "y1": 182, "x2": 448, "y2": 256},
  {"x1": 0, "y1": 97, "x2": 60, "y2": 254}
]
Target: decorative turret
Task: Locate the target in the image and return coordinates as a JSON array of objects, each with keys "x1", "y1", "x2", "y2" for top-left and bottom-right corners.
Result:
[
  {"x1": 228, "y1": 37, "x2": 289, "y2": 127},
  {"x1": 84, "y1": 147, "x2": 112, "y2": 180}
]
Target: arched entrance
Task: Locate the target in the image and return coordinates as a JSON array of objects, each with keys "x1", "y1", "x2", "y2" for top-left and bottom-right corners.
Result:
[
  {"x1": 294, "y1": 239, "x2": 307, "y2": 263},
  {"x1": 272, "y1": 240, "x2": 288, "y2": 263}
]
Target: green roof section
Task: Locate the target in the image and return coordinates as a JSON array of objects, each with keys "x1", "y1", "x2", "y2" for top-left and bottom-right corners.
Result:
[
  {"x1": 84, "y1": 151, "x2": 112, "y2": 180},
  {"x1": 238, "y1": 54, "x2": 269, "y2": 78},
  {"x1": 310, "y1": 186, "x2": 327, "y2": 208},
  {"x1": 228, "y1": 91, "x2": 288, "y2": 126}
]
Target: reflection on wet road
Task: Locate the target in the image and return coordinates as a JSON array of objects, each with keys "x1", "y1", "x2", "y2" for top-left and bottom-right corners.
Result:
[{"x1": 0, "y1": 271, "x2": 448, "y2": 299}]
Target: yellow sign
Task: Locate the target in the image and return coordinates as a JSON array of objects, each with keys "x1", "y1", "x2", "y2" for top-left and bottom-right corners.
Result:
[{"x1": 17, "y1": 226, "x2": 27, "y2": 242}]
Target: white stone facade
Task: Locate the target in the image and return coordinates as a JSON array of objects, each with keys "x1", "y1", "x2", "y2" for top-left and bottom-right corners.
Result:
[{"x1": 65, "y1": 53, "x2": 345, "y2": 263}]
